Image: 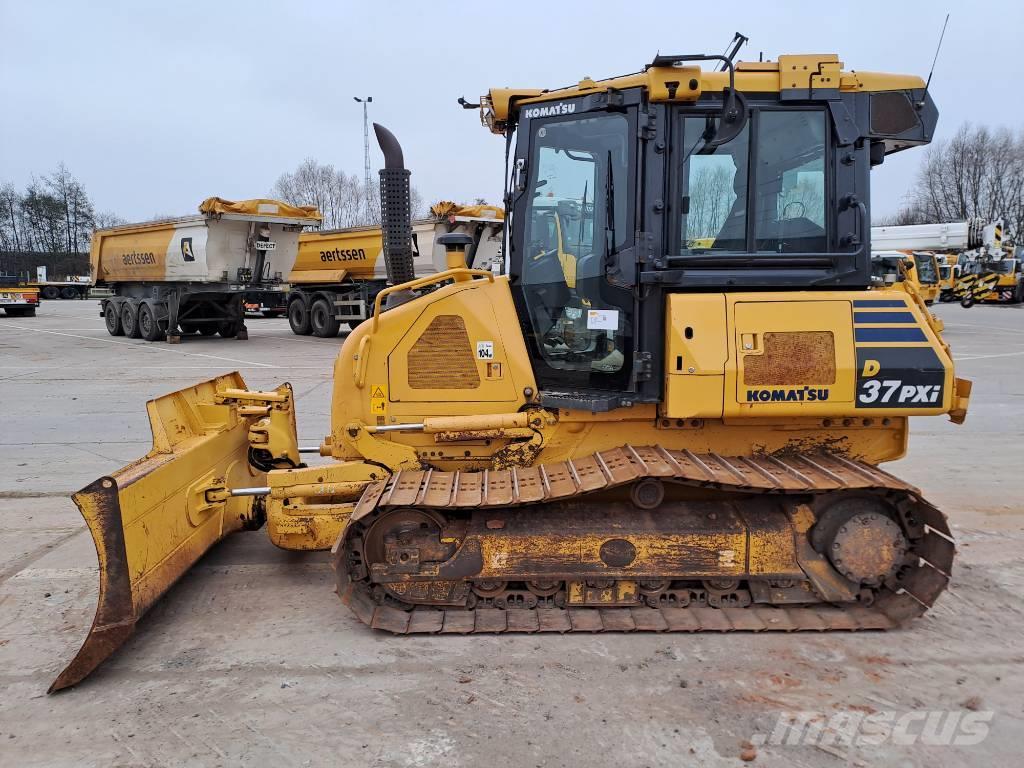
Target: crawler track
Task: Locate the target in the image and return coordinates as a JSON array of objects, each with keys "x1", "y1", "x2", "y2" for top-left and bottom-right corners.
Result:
[{"x1": 333, "y1": 447, "x2": 954, "y2": 634}]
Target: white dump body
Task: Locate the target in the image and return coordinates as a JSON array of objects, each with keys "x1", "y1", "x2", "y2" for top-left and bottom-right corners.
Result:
[{"x1": 91, "y1": 201, "x2": 321, "y2": 286}]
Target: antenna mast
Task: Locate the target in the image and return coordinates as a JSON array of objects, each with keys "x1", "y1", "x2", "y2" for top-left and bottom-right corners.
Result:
[
  {"x1": 920, "y1": 14, "x2": 950, "y2": 106},
  {"x1": 354, "y1": 96, "x2": 374, "y2": 221}
]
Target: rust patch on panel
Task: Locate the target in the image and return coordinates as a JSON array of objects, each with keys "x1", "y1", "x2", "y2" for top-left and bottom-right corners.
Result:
[{"x1": 744, "y1": 331, "x2": 836, "y2": 385}]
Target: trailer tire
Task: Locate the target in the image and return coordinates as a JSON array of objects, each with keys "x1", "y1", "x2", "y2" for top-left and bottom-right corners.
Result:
[
  {"x1": 104, "y1": 302, "x2": 124, "y2": 336},
  {"x1": 60, "y1": 286, "x2": 79, "y2": 300},
  {"x1": 310, "y1": 298, "x2": 341, "y2": 338},
  {"x1": 218, "y1": 319, "x2": 241, "y2": 338},
  {"x1": 288, "y1": 298, "x2": 313, "y2": 336},
  {"x1": 121, "y1": 301, "x2": 142, "y2": 338},
  {"x1": 41, "y1": 286, "x2": 60, "y2": 300},
  {"x1": 960, "y1": 296, "x2": 975, "y2": 309},
  {"x1": 139, "y1": 302, "x2": 165, "y2": 341}
]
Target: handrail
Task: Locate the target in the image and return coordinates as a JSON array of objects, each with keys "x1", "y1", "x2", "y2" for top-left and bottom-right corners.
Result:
[{"x1": 371, "y1": 268, "x2": 494, "y2": 330}]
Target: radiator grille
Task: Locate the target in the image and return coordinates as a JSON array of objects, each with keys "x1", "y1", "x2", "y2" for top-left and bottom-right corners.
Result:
[{"x1": 408, "y1": 315, "x2": 480, "y2": 390}]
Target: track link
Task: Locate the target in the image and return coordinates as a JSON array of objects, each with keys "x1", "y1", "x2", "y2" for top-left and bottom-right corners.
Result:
[{"x1": 333, "y1": 446, "x2": 954, "y2": 634}]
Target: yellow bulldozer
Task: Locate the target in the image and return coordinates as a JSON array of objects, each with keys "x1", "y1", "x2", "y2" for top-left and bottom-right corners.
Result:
[{"x1": 51, "y1": 49, "x2": 972, "y2": 692}]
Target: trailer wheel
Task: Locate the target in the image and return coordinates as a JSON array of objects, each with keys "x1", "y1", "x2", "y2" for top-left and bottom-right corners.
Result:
[
  {"x1": 960, "y1": 296, "x2": 975, "y2": 309},
  {"x1": 104, "y1": 302, "x2": 124, "y2": 336},
  {"x1": 121, "y1": 302, "x2": 142, "y2": 338},
  {"x1": 310, "y1": 298, "x2": 341, "y2": 338},
  {"x1": 60, "y1": 286, "x2": 79, "y2": 300},
  {"x1": 41, "y1": 286, "x2": 60, "y2": 300},
  {"x1": 288, "y1": 298, "x2": 313, "y2": 336},
  {"x1": 138, "y1": 303, "x2": 165, "y2": 341}
]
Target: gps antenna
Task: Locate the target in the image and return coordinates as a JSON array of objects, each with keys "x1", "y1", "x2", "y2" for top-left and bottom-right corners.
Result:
[{"x1": 919, "y1": 13, "x2": 950, "y2": 107}]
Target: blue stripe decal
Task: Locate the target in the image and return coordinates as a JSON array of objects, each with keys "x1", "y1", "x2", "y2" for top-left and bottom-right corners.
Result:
[
  {"x1": 853, "y1": 299, "x2": 907, "y2": 308},
  {"x1": 854, "y1": 327, "x2": 927, "y2": 342},
  {"x1": 854, "y1": 312, "x2": 917, "y2": 324}
]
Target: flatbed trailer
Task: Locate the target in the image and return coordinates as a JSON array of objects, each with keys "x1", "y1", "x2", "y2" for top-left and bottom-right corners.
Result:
[{"x1": 26, "y1": 280, "x2": 90, "y2": 300}]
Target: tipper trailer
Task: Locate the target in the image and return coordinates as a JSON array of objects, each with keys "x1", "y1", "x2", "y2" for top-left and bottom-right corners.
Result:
[
  {"x1": 92, "y1": 197, "x2": 321, "y2": 342},
  {"x1": 286, "y1": 203, "x2": 503, "y2": 337}
]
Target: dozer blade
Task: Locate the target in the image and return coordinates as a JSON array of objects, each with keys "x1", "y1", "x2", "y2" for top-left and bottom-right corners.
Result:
[{"x1": 50, "y1": 372, "x2": 266, "y2": 692}]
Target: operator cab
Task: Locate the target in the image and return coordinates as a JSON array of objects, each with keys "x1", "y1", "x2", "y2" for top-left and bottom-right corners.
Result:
[{"x1": 486, "y1": 52, "x2": 938, "y2": 410}]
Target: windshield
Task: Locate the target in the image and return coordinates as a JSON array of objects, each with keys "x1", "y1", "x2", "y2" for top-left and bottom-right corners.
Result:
[
  {"x1": 913, "y1": 253, "x2": 938, "y2": 283},
  {"x1": 520, "y1": 112, "x2": 633, "y2": 384}
]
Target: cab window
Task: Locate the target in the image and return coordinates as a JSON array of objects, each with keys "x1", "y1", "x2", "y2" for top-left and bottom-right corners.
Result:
[
  {"x1": 754, "y1": 111, "x2": 827, "y2": 252},
  {"x1": 680, "y1": 118, "x2": 749, "y2": 250}
]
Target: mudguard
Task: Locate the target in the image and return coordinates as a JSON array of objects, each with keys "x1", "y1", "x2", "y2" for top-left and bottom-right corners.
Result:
[{"x1": 50, "y1": 372, "x2": 266, "y2": 692}]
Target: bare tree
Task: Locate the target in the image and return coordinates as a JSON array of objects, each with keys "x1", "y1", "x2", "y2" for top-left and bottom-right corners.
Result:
[
  {"x1": 94, "y1": 211, "x2": 128, "y2": 230},
  {"x1": 0, "y1": 182, "x2": 22, "y2": 252},
  {"x1": 687, "y1": 164, "x2": 734, "y2": 240},
  {"x1": 272, "y1": 157, "x2": 425, "y2": 229},
  {"x1": 906, "y1": 122, "x2": 1024, "y2": 238},
  {"x1": 1, "y1": 166, "x2": 98, "y2": 255}
]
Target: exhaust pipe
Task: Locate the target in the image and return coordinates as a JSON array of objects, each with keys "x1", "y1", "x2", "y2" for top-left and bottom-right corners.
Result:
[{"x1": 373, "y1": 123, "x2": 415, "y2": 308}]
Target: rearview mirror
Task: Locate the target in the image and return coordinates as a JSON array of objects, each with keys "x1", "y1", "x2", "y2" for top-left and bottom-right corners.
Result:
[{"x1": 701, "y1": 88, "x2": 749, "y2": 152}]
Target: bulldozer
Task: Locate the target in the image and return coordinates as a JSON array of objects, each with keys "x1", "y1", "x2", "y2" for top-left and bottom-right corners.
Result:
[{"x1": 51, "y1": 49, "x2": 972, "y2": 692}]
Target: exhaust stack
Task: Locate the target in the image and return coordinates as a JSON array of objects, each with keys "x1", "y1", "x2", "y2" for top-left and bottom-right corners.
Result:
[{"x1": 373, "y1": 123, "x2": 416, "y2": 307}]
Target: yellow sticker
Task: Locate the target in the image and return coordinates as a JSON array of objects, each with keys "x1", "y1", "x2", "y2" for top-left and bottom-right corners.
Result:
[{"x1": 370, "y1": 383, "x2": 386, "y2": 414}]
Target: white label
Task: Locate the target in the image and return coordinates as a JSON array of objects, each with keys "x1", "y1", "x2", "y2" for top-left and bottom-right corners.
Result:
[
  {"x1": 586, "y1": 309, "x2": 618, "y2": 330},
  {"x1": 565, "y1": 306, "x2": 582, "y2": 319},
  {"x1": 476, "y1": 341, "x2": 494, "y2": 360},
  {"x1": 254, "y1": 241, "x2": 277, "y2": 251}
]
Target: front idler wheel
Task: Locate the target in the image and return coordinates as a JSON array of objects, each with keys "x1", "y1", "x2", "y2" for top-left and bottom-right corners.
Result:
[{"x1": 811, "y1": 497, "x2": 909, "y2": 587}]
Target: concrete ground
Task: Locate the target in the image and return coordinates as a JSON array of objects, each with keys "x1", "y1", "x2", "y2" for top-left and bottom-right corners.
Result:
[{"x1": 0, "y1": 299, "x2": 1021, "y2": 767}]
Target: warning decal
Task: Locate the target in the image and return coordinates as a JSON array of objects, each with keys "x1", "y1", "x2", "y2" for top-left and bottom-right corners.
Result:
[{"x1": 370, "y1": 384, "x2": 386, "y2": 415}]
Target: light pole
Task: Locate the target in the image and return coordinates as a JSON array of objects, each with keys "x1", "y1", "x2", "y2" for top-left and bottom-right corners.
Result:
[{"x1": 354, "y1": 96, "x2": 373, "y2": 223}]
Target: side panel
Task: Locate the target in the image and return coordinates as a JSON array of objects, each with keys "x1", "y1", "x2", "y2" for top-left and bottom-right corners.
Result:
[
  {"x1": 732, "y1": 300, "x2": 856, "y2": 414},
  {"x1": 93, "y1": 224, "x2": 181, "y2": 282},
  {"x1": 331, "y1": 276, "x2": 536, "y2": 436},
  {"x1": 293, "y1": 227, "x2": 384, "y2": 282},
  {"x1": 663, "y1": 294, "x2": 727, "y2": 419},
  {"x1": 718, "y1": 290, "x2": 954, "y2": 418}
]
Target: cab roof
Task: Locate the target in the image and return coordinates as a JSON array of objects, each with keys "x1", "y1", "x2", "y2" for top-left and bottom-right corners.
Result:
[{"x1": 480, "y1": 54, "x2": 925, "y2": 134}]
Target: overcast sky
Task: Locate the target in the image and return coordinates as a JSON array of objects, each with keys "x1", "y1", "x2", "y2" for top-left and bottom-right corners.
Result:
[{"x1": 2, "y1": 1, "x2": 1020, "y2": 223}]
